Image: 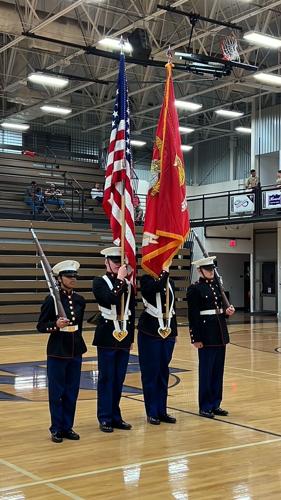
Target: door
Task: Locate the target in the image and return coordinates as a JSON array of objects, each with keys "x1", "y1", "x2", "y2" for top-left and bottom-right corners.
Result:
[
  {"x1": 261, "y1": 261, "x2": 276, "y2": 312},
  {"x1": 244, "y1": 261, "x2": 250, "y2": 312}
]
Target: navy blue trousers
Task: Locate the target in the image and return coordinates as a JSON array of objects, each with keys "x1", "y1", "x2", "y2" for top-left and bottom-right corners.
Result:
[
  {"x1": 47, "y1": 356, "x2": 82, "y2": 433},
  {"x1": 198, "y1": 346, "x2": 226, "y2": 412},
  {"x1": 97, "y1": 347, "x2": 130, "y2": 425},
  {"x1": 138, "y1": 333, "x2": 175, "y2": 418}
]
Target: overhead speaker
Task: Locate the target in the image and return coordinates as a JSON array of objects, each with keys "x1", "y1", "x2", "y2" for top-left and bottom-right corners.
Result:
[{"x1": 128, "y1": 29, "x2": 152, "y2": 60}]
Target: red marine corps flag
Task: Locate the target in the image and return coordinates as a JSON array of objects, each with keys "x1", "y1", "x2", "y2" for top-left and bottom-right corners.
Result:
[
  {"x1": 141, "y1": 62, "x2": 189, "y2": 277},
  {"x1": 102, "y1": 51, "x2": 136, "y2": 285}
]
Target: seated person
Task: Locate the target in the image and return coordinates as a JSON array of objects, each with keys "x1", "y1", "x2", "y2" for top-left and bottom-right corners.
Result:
[
  {"x1": 90, "y1": 182, "x2": 104, "y2": 206},
  {"x1": 245, "y1": 169, "x2": 260, "y2": 189},
  {"x1": 44, "y1": 183, "x2": 65, "y2": 208},
  {"x1": 24, "y1": 180, "x2": 44, "y2": 214},
  {"x1": 133, "y1": 193, "x2": 143, "y2": 225}
]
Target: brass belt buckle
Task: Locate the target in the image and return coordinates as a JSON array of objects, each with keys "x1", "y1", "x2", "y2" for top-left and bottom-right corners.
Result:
[
  {"x1": 112, "y1": 330, "x2": 128, "y2": 342},
  {"x1": 158, "y1": 327, "x2": 172, "y2": 339}
]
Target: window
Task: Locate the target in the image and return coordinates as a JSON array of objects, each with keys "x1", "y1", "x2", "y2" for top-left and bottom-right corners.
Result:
[
  {"x1": 0, "y1": 130, "x2": 22, "y2": 154},
  {"x1": 71, "y1": 137, "x2": 99, "y2": 163}
]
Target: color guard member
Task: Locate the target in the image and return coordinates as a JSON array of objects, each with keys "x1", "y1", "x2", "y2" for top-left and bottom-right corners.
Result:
[
  {"x1": 92, "y1": 246, "x2": 135, "y2": 433},
  {"x1": 187, "y1": 256, "x2": 235, "y2": 419},
  {"x1": 138, "y1": 267, "x2": 177, "y2": 425},
  {"x1": 37, "y1": 260, "x2": 87, "y2": 442}
]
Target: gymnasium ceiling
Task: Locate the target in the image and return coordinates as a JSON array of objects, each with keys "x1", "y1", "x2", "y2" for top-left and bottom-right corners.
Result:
[{"x1": 1, "y1": 0, "x2": 281, "y2": 160}]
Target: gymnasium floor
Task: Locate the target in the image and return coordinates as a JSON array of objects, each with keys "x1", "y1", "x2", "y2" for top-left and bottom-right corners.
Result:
[{"x1": 1, "y1": 316, "x2": 281, "y2": 499}]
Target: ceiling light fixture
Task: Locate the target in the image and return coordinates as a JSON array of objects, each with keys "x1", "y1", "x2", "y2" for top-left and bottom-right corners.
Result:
[
  {"x1": 215, "y1": 109, "x2": 244, "y2": 118},
  {"x1": 179, "y1": 126, "x2": 195, "y2": 134},
  {"x1": 235, "y1": 126, "x2": 252, "y2": 134},
  {"x1": 175, "y1": 100, "x2": 202, "y2": 111},
  {"x1": 243, "y1": 31, "x2": 281, "y2": 49},
  {"x1": 130, "y1": 140, "x2": 146, "y2": 146},
  {"x1": 253, "y1": 72, "x2": 281, "y2": 86},
  {"x1": 28, "y1": 73, "x2": 69, "y2": 88},
  {"x1": 181, "y1": 145, "x2": 193, "y2": 152},
  {"x1": 1, "y1": 122, "x2": 30, "y2": 131},
  {"x1": 98, "y1": 38, "x2": 133, "y2": 53},
  {"x1": 40, "y1": 105, "x2": 72, "y2": 115}
]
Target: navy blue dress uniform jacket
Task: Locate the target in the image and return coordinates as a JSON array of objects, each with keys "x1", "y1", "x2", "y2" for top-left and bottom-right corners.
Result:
[
  {"x1": 92, "y1": 273, "x2": 135, "y2": 349},
  {"x1": 138, "y1": 271, "x2": 178, "y2": 338},
  {"x1": 187, "y1": 277, "x2": 229, "y2": 346},
  {"x1": 37, "y1": 290, "x2": 87, "y2": 358}
]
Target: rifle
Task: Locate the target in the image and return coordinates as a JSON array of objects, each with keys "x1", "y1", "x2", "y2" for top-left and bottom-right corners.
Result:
[
  {"x1": 192, "y1": 229, "x2": 231, "y2": 310},
  {"x1": 30, "y1": 226, "x2": 67, "y2": 318}
]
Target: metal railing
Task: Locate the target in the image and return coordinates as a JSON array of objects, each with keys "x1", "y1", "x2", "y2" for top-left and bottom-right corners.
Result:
[
  {"x1": 187, "y1": 184, "x2": 281, "y2": 225},
  {"x1": 135, "y1": 185, "x2": 281, "y2": 226}
]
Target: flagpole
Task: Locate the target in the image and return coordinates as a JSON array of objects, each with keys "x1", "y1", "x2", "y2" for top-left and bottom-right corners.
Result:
[
  {"x1": 120, "y1": 37, "x2": 126, "y2": 324},
  {"x1": 164, "y1": 47, "x2": 173, "y2": 327}
]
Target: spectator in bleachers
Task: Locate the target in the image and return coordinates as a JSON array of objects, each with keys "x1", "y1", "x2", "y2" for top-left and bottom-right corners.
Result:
[
  {"x1": 44, "y1": 183, "x2": 65, "y2": 208},
  {"x1": 90, "y1": 182, "x2": 104, "y2": 206},
  {"x1": 24, "y1": 180, "x2": 44, "y2": 215}
]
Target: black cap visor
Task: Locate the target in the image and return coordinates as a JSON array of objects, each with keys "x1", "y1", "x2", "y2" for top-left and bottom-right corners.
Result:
[
  {"x1": 59, "y1": 271, "x2": 78, "y2": 277},
  {"x1": 107, "y1": 256, "x2": 121, "y2": 264},
  {"x1": 200, "y1": 264, "x2": 215, "y2": 271}
]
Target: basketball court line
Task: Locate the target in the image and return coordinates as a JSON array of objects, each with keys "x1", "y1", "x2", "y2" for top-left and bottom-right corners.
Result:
[
  {"x1": 0, "y1": 458, "x2": 83, "y2": 499},
  {"x1": 174, "y1": 354, "x2": 281, "y2": 379},
  {"x1": 122, "y1": 394, "x2": 281, "y2": 439},
  {"x1": 1, "y1": 438, "x2": 281, "y2": 493}
]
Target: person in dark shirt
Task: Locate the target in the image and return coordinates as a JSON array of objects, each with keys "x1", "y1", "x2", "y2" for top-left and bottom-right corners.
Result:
[
  {"x1": 138, "y1": 267, "x2": 177, "y2": 425},
  {"x1": 187, "y1": 256, "x2": 235, "y2": 419},
  {"x1": 37, "y1": 260, "x2": 87, "y2": 443},
  {"x1": 24, "y1": 180, "x2": 44, "y2": 215},
  {"x1": 92, "y1": 246, "x2": 135, "y2": 433}
]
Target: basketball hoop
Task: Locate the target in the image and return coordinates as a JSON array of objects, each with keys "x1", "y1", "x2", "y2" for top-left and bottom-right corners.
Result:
[{"x1": 221, "y1": 35, "x2": 240, "y2": 62}]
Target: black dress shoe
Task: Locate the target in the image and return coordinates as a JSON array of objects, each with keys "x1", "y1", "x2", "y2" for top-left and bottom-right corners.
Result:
[
  {"x1": 112, "y1": 420, "x2": 132, "y2": 430},
  {"x1": 62, "y1": 429, "x2": 80, "y2": 440},
  {"x1": 99, "y1": 422, "x2": 114, "y2": 433},
  {"x1": 147, "y1": 416, "x2": 161, "y2": 425},
  {"x1": 159, "y1": 414, "x2": 177, "y2": 424},
  {"x1": 199, "y1": 410, "x2": 214, "y2": 419},
  {"x1": 51, "y1": 431, "x2": 63, "y2": 443},
  {"x1": 213, "y1": 407, "x2": 229, "y2": 416}
]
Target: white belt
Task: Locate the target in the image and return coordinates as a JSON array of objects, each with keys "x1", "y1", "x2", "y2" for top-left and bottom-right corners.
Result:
[
  {"x1": 200, "y1": 309, "x2": 223, "y2": 316},
  {"x1": 61, "y1": 325, "x2": 79, "y2": 332}
]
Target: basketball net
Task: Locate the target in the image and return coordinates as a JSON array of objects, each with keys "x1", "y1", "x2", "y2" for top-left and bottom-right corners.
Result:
[{"x1": 221, "y1": 35, "x2": 240, "y2": 62}]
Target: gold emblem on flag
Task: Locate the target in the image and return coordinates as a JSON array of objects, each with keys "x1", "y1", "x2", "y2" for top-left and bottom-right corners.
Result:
[
  {"x1": 175, "y1": 154, "x2": 185, "y2": 186},
  {"x1": 158, "y1": 327, "x2": 172, "y2": 339},
  {"x1": 150, "y1": 136, "x2": 162, "y2": 196},
  {"x1": 112, "y1": 330, "x2": 128, "y2": 342}
]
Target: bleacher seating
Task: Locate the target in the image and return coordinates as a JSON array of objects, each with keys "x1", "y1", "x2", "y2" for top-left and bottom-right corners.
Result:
[
  {"x1": 0, "y1": 220, "x2": 191, "y2": 327},
  {"x1": 0, "y1": 152, "x2": 107, "y2": 223}
]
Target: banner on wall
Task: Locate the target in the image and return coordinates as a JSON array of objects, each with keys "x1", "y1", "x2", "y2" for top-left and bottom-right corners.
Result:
[
  {"x1": 263, "y1": 189, "x2": 281, "y2": 210},
  {"x1": 230, "y1": 194, "x2": 255, "y2": 214}
]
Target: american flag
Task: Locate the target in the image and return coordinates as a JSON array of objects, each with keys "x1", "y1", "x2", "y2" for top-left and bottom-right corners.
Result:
[{"x1": 102, "y1": 52, "x2": 136, "y2": 285}]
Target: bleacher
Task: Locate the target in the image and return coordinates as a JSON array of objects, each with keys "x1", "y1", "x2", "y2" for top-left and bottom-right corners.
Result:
[
  {"x1": 0, "y1": 219, "x2": 190, "y2": 329},
  {"x1": 0, "y1": 152, "x2": 107, "y2": 223},
  {"x1": 0, "y1": 153, "x2": 191, "y2": 331}
]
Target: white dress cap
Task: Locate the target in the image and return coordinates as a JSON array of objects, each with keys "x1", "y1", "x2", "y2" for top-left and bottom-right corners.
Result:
[
  {"x1": 192, "y1": 256, "x2": 216, "y2": 268},
  {"x1": 52, "y1": 260, "x2": 80, "y2": 276},
  {"x1": 100, "y1": 246, "x2": 121, "y2": 258}
]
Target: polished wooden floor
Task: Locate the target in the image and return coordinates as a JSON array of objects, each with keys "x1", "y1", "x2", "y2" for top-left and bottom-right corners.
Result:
[{"x1": 1, "y1": 315, "x2": 281, "y2": 499}]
